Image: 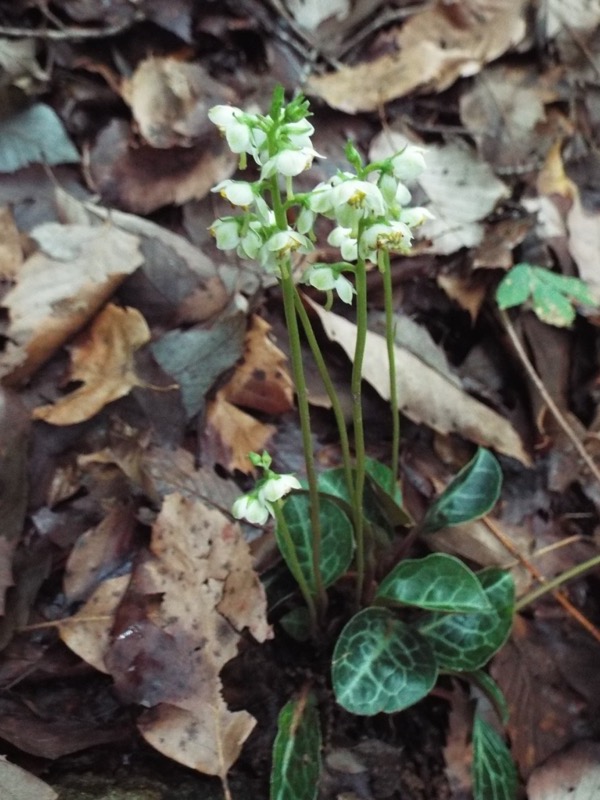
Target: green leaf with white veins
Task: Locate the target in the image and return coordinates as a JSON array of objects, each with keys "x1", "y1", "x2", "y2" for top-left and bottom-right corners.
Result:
[
  {"x1": 421, "y1": 448, "x2": 502, "y2": 534},
  {"x1": 417, "y1": 568, "x2": 515, "y2": 672},
  {"x1": 332, "y1": 607, "x2": 438, "y2": 715},
  {"x1": 472, "y1": 714, "x2": 517, "y2": 800},
  {"x1": 376, "y1": 553, "x2": 491, "y2": 612},
  {"x1": 270, "y1": 690, "x2": 322, "y2": 800}
]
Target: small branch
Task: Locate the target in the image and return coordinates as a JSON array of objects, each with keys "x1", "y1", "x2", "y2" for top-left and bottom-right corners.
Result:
[
  {"x1": 500, "y1": 309, "x2": 600, "y2": 487},
  {"x1": 0, "y1": 18, "x2": 137, "y2": 39}
]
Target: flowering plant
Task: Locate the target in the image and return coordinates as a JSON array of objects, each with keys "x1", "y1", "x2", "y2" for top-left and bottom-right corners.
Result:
[{"x1": 209, "y1": 87, "x2": 516, "y2": 800}]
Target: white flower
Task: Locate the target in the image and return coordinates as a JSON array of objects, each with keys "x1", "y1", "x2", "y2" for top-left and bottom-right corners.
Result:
[
  {"x1": 328, "y1": 226, "x2": 357, "y2": 261},
  {"x1": 261, "y1": 146, "x2": 320, "y2": 178},
  {"x1": 232, "y1": 493, "x2": 270, "y2": 525},
  {"x1": 282, "y1": 119, "x2": 315, "y2": 149},
  {"x1": 306, "y1": 264, "x2": 355, "y2": 304},
  {"x1": 330, "y1": 179, "x2": 386, "y2": 227},
  {"x1": 400, "y1": 207, "x2": 435, "y2": 227},
  {"x1": 212, "y1": 179, "x2": 255, "y2": 207},
  {"x1": 259, "y1": 473, "x2": 301, "y2": 503},
  {"x1": 296, "y1": 206, "x2": 316, "y2": 234},
  {"x1": 390, "y1": 146, "x2": 427, "y2": 181},
  {"x1": 209, "y1": 105, "x2": 253, "y2": 154},
  {"x1": 238, "y1": 223, "x2": 264, "y2": 259},
  {"x1": 210, "y1": 217, "x2": 240, "y2": 250},
  {"x1": 360, "y1": 220, "x2": 413, "y2": 260},
  {"x1": 263, "y1": 229, "x2": 313, "y2": 259}
]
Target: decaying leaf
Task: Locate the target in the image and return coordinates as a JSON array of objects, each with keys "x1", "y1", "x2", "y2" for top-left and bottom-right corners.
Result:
[
  {"x1": 0, "y1": 206, "x2": 23, "y2": 280},
  {"x1": 220, "y1": 315, "x2": 294, "y2": 415},
  {"x1": 0, "y1": 757, "x2": 57, "y2": 800},
  {"x1": 528, "y1": 740, "x2": 600, "y2": 800},
  {"x1": 307, "y1": 0, "x2": 528, "y2": 112},
  {"x1": 33, "y1": 304, "x2": 151, "y2": 425},
  {"x1": 120, "y1": 56, "x2": 233, "y2": 148},
  {"x1": 308, "y1": 299, "x2": 530, "y2": 464},
  {"x1": 0, "y1": 222, "x2": 143, "y2": 386},
  {"x1": 203, "y1": 390, "x2": 277, "y2": 474}
]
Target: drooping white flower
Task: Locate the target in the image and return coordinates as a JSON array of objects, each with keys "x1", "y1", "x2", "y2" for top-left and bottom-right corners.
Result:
[
  {"x1": 210, "y1": 217, "x2": 240, "y2": 250},
  {"x1": 282, "y1": 119, "x2": 315, "y2": 149},
  {"x1": 259, "y1": 473, "x2": 301, "y2": 503},
  {"x1": 305, "y1": 264, "x2": 355, "y2": 304},
  {"x1": 390, "y1": 146, "x2": 427, "y2": 181},
  {"x1": 360, "y1": 220, "x2": 413, "y2": 261},
  {"x1": 399, "y1": 207, "x2": 435, "y2": 227},
  {"x1": 261, "y1": 146, "x2": 321, "y2": 178},
  {"x1": 327, "y1": 226, "x2": 358, "y2": 261},
  {"x1": 264, "y1": 229, "x2": 313, "y2": 258},
  {"x1": 330, "y1": 179, "x2": 386, "y2": 227},
  {"x1": 232, "y1": 492, "x2": 270, "y2": 525},
  {"x1": 209, "y1": 105, "x2": 253, "y2": 154},
  {"x1": 296, "y1": 206, "x2": 316, "y2": 235},
  {"x1": 212, "y1": 179, "x2": 255, "y2": 207}
]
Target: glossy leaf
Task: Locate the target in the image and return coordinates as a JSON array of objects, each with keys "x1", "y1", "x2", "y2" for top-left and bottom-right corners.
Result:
[
  {"x1": 472, "y1": 714, "x2": 517, "y2": 800},
  {"x1": 332, "y1": 608, "x2": 438, "y2": 715},
  {"x1": 417, "y1": 568, "x2": 515, "y2": 671},
  {"x1": 364, "y1": 457, "x2": 413, "y2": 527},
  {"x1": 376, "y1": 553, "x2": 491, "y2": 612},
  {"x1": 271, "y1": 690, "x2": 322, "y2": 800},
  {"x1": 496, "y1": 262, "x2": 596, "y2": 327},
  {"x1": 279, "y1": 493, "x2": 353, "y2": 595},
  {"x1": 421, "y1": 448, "x2": 502, "y2": 534}
]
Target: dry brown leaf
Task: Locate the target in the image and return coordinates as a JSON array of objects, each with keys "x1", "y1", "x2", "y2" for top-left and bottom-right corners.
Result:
[
  {"x1": 307, "y1": 0, "x2": 528, "y2": 112},
  {"x1": 203, "y1": 390, "x2": 277, "y2": 474},
  {"x1": 132, "y1": 494, "x2": 271, "y2": 777},
  {"x1": 120, "y1": 56, "x2": 234, "y2": 148},
  {"x1": 0, "y1": 206, "x2": 23, "y2": 280},
  {"x1": 0, "y1": 223, "x2": 143, "y2": 386},
  {"x1": 33, "y1": 304, "x2": 150, "y2": 425},
  {"x1": 528, "y1": 740, "x2": 600, "y2": 800},
  {"x1": 221, "y1": 315, "x2": 294, "y2": 415},
  {"x1": 309, "y1": 299, "x2": 530, "y2": 464},
  {"x1": 0, "y1": 757, "x2": 58, "y2": 800},
  {"x1": 58, "y1": 574, "x2": 130, "y2": 674}
]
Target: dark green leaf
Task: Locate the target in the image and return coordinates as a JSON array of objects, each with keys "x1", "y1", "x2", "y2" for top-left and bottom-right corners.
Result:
[
  {"x1": 472, "y1": 715, "x2": 517, "y2": 800},
  {"x1": 376, "y1": 553, "x2": 491, "y2": 612},
  {"x1": 465, "y1": 671, "x2": 510, "y2": 725},
  {"x1": 332, "y1": 608, "x2": 438, "y2": 715},
  {"x1": 270, "y1": 690, "x2": 322, "y2": 800},
  {"x1": 418, "y1": 568, "x2": 515, "y2": 671},
  {"x1": 279, "y1": 493, "x2": 353, "y2": 595},
  {"x1": 421, "y1": 448, "x2": 502, "y2": 534},
  {"x1": 364, "y1": 457, "x2": 412, "y2": 527}
]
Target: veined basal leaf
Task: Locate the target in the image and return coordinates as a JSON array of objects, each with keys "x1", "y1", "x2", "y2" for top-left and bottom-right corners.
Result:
[
  {"x1": 376, "y1": 553, "x2": 491, "y2": 612},
  {"x1": 472, "y1": 714, "x2": 517, "y2": 800},
  {"x1": 417, "y1": 568, "x2": 515, "y2": 671},
  {"x1": 421, "y1": 448, "x2": 502, "y2": 534},
  {"x1": 364, "y1": 457, "x2": 412, "y2": 527},
  {"x1": 270, "y1": 689, "x2": 322, "y2": 800},
  {"x1": 332, "y1": 607, "x2": 438, "y2": 716},
  {"x1": 278, "y1": 493, "x2": 353, "y2": 595}
]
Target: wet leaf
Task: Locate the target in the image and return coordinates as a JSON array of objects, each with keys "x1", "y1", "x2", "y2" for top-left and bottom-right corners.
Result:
[{"x1": 0, "y1": 103, "x2": 79, "y2": 173}]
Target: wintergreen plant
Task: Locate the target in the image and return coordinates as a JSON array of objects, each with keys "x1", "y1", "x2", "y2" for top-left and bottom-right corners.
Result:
[{"x1": 210, "y1": 88, "x2": 516, "y2": 800}]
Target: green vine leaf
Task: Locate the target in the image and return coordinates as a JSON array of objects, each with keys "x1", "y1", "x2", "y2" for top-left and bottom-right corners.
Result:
[
  {"x1": 279, "y1": 493, "x2": 353, "y2": 595},
  {"x1": 332, "y1": 607, "x2": 438, "y2": 715},
  {"x1": 417, "y1": 568, "x2": 515, "y2": 671},
  {"x1": 496, "y1": 262, "x2": 597, "y2": 327},
  {"x1": 421, "y1": 448, "x2": 502, "y2": 534},
  {"x1": 376, "y1": 553, "x2": 491, "y2": 613},
  {"x1": 472, "y1": 714, "x2": 517, "y2": 800},
  {"x1": 270, "y1": 690, "x2": 322, "y2": 800}
]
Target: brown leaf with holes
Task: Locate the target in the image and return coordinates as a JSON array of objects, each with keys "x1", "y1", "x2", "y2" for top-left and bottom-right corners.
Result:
[
  {"x1": 221, "y1": 315, "x2": 294, "y2": 415},
  {"x1": 203, "y1": 390, "x2": 277, "y2": 474},
  {"x1": 0, "y1": 223, "x2": 143, "y2": 386},
  {"x1": 33, "y1": 304, "x2": 150, "y2": 425}
]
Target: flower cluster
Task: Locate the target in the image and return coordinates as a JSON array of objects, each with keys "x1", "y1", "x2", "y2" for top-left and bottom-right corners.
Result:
[
  {"x1": 208, "y1": 88, "x2": 433, "y2": 300},
  {"x1": 231, "y1": 452, "x2": 301, "y2": 525}
]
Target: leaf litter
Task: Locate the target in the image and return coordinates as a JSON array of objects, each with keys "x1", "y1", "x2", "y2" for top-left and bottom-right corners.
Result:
[{"x1": 0, "y1": 1, "x2": 600, "y2": 798}]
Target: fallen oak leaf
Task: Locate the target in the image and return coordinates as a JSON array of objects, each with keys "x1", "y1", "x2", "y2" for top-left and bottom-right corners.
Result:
[{"x1": 33, "y1": 304, "x2": 151, "y2": 425}]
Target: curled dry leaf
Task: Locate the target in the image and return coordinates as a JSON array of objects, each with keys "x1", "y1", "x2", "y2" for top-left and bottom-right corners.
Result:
[
  {"x1": 0, "y1": 757, "x2": 57, "y2": 800},
  {"x1": 0, "y1": 223, "x2": 143, "y2": 386},
  {"x1": 33, "y1": 304, "x2": 151, "y2": 425},
  {"x1": 308, "y1": 298, "x2": 530, "y2": 464},
  {"x1": 307, "y1": 0, "x2": 528, "y2": 112}
]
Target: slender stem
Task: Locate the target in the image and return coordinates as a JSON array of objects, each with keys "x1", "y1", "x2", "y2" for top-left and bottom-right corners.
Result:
[
  {"x1": 272, "y1": 501, "x2": 319, "y2": 634},
  {"x1": 501, "y1": 309, "x2": 600, "y2": 487},
  {"x1": 293, "y1": 290, "x2": 356, "y2": 500},
  {"x1": 271, "y1": 177, "x2": 326, "y2": 615},
  {"x1": 381, "y1": 251, "x2": 399, "y2": 488},
  {"x1": 351, "y1": 235, "x2": 369, "y2": 601},
  {"x1": 516, "y1": 553, "x2": 600, "y2": 611}
]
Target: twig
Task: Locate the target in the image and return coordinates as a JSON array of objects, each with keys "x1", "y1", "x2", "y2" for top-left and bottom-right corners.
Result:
[
  {"x1": 0, "y1": 18, "x2": 137, "y2": 39},
  {"x1": 500, "y1": 309, "x2": 600, "y2": 487}
]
